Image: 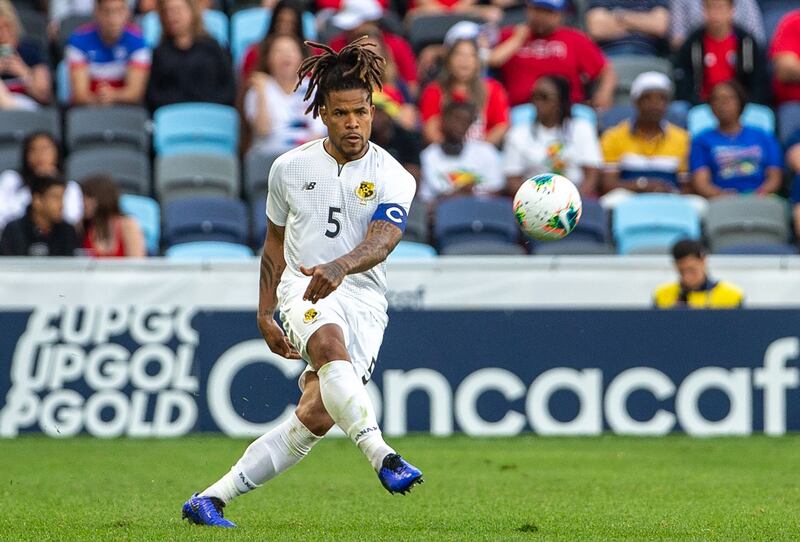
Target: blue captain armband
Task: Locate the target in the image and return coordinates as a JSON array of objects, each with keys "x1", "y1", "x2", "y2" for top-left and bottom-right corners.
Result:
[{"x1": 371, "y1": 203, "x2": 408, "y2": 232}]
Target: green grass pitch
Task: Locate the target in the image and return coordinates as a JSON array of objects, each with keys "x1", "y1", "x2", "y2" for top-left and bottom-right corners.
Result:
[{"x1": 1, "y1": 435, "x2": 799, "y2": 541}]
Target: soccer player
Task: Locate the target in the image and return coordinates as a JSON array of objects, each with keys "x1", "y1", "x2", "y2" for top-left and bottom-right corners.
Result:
[{"x1": 181, "y1": 37, "x2": 422, "y2": 528}]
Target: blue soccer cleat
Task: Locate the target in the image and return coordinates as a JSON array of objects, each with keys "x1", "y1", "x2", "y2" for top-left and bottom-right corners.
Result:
[
  {"x1": 181, "y1": 493, "x2": 236, "y2": 528},
  {"x1": 378, "y1": 453, "x2": 423, "y2": 495}
]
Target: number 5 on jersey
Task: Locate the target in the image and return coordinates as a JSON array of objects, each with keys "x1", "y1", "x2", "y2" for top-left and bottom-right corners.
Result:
[{"x1": 326, "y1": 207, "x2": 342, "y2": 238}]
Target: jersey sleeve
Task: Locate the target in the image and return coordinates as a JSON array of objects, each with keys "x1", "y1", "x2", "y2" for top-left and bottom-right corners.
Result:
[
  {"x1": 372, "y1": 160, "x2": 416, "y2": 232},
  {"x1": 266, "y1": 157, "x2": 289, "y2": 226}
]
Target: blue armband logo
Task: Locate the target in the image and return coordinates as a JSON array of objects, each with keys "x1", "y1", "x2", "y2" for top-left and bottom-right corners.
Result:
[{"x1": 371, "y1": 203, "x2": 408, "y2": 232}]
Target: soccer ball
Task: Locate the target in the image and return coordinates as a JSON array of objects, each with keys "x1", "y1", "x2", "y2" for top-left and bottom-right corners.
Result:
[{"x1": 513, "y1": 173, "x2": 582, "y2": 241}]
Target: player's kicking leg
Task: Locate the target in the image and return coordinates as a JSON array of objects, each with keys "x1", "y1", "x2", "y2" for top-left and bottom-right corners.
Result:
[
  {"x1": 181, "y1": 373, "x2": 333, "y2": 527},
  {"x1": 306, "y1": 323, "x2": 423, "y2": 495}
]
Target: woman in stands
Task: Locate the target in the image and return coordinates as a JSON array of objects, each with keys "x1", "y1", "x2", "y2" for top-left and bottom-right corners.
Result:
[
  {"x1": 240, "y1": 0, "x2": 305, "y2": 80},
  {"x1": 0, "y1": 132, "x2": 82, "y2": 231},
  {"x1": 80, "y1": 175, "x2": 145, "y2": 257},
  {"x1": 419, "y1": 37, "x2": 509, "y2": 147},
  {"x1": 0, "y1": 0, "x2": 51, "y2": 109},
  {"x1": 503, "y1": 75, "x2": 602, "y2": 197},
  {"x1": 145, "y1": 0, "x2": 235, "y2": 112},
  {"x1": 244, "y1": 34, "x2": 325, "y2": 155},
  {"x1": 689, "y1": 81, "x2": 783, "y2": 198}
]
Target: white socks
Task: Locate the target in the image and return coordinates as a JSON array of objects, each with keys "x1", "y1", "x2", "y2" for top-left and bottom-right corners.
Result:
[
  {"x1": 317, "y1": 359, "x2": 394, "y2": 471},
  {"x1": 200, "y1": 413, "x2": 322, "y2": 504}
]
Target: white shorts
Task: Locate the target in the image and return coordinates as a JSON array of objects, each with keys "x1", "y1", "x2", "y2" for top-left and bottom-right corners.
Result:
[{"x1": 278, "y1": 287, "x2": 387, "y2": 391}]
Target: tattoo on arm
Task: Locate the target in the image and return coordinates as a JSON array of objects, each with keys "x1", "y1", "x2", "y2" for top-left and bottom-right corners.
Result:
[
  {"x1": 258, "y1": 222, "x2": 286, "y2": 319},
  {"x1": 336, "y1": 220, "x2": 402, "y2": 276}
]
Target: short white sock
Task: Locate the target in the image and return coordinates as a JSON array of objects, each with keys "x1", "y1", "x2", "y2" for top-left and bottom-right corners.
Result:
[
  {"x1": 200, "y1": 413, "x2": 322, "y2": 503},
  {"x1": 317, "y1": 360, "x2": 394, "y2": 470}
]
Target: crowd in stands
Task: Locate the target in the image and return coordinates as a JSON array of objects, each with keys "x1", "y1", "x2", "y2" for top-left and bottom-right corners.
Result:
[{"x1": 0, "y1": 0, "x2": 800, "y2": 258}]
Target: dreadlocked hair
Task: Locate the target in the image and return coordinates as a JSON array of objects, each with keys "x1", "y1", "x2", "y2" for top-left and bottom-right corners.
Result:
[{"x1": 295, "y1": 35, "x2": 386, "y2": 118}]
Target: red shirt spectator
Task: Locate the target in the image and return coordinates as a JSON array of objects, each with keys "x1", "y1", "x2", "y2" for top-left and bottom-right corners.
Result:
[
  {"x1": 769, "y1": 9, "x2": 800, "y2": 105},
  {"x1": 419, "y1": 79, "x2": 509, "y2": 141},
  {"x1": 495, "y1": 24, "x2": 607, "y2": 106},
  {"x1": 316, "y1": 0, "x2": 388, "y2": 10},
  {"x1": 701, "y1": 33, "x2": 736, "y2": 100}
]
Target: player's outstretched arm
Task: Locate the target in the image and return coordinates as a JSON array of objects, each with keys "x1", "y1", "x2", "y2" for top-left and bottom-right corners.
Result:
[
  {"x1": 301, "y1": 220, "x2": 402, "y2": 304},
  {"x1": 258, "y1": 220, "x2": 301, "y2": 359}
]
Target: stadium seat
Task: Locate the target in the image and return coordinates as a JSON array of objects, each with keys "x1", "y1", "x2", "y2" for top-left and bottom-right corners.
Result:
[
  {"x1": 407, "y1": 14, "x2": 482, "y2": 53},
  {"x1": 611, "y1": 55, "x2": 672, "y2": 103},
  {"x1": 163, "y1": 196, "x2": 249, "y2": 246},
  {"x1": 715, "y1": 243, "x2": 799, "y2": 255},
  {"x1": 66, "y1": 106, "x2": 149, "y2": 152},
  {"x1": 244, "y1": 147, "x2": 281, "y2": 201},
  {"x1": 66, "y1": 147, "x2": 151, "y2": 195},
  {"x1": 434, "y1": 196, "x2": 519, "y2": 251},
  {"x1": 0, "y1": 109, "x2": 60, "y2": 145},
  {"x1": 778, "y1": 102, "x2": 800, "y2": 146},
  {"x1": 55, "y1": 15, "x2": 92, "y2": 55},
  {"x1": 17, "y1": 8, "x2": 47, "y2": 52},
  {"x1": 705, "y1": 196, "x2": 791, "y2": 252},
  {"x1": 441, "y1": 239, "x2": 526, "y2": 255},
  {"x1": 530, "y1": 199, "x2": 610, "y2": 254},
  {"x1": 251, "y1": 197, "x2": 267, "y2": 245},
  {"x1": 155, "y1": 153, "x2": 239, "y2": 203},
  {"x1": 389, "y1": 241, "x2": 438, "y2": 260},
  {"x1": 153, "y1": 102, "x2": 239, "y2": 157},
  {"x1": 165, "y1": 241, "x2": 254, "y2": 260},
  {"x1": 141, "y1": 9, "x2": 229, "y2": 48},
  {"x1": 0, "y1": 146, "x2": 19, "y2": 172},
  {"x1": 687, "y1": 103, "x2": 776, "y2": 136},
  {"x1": 120, "y1": 194, "x2": 161, "y2": 255},
  {"x1": 56, "y1": 60, "x2": 71, "y2": 105},
  {"x1": 403, "y1": 199, "x2": 430, "y2": 244},
  {"x1": 231, "y1": 8, "x2": 317, "y2": 67},
  {"x1": 613, "y1": 194, "x2": 701, "y2": 255},
  {"x1": 510, "y1": 103, "x2": 598, "y2": 128}
]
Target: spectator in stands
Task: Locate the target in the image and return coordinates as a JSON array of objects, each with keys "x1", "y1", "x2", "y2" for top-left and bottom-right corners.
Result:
[
  {"x1": 328, "y1": 0, "x2": 418, "y2": 96},
  {"x1": 370, "y1": 97, "x2": 423, "y2": 182},
  {"x1": 788, "y1": 132, "x2": 800, "y2": 241},
  {"x1": 674, "y1": 0, "x2": 768, "y2": 105},
  {"x1": 504, "y1": 75, "x2": 602, "y2": 197},
  {"x1": 241, "y1": 0, "x2": 305, "y2": 80},
  {"x1": 489, "y1": 0, "x2": 616, "y2": 109},
  {"x1": 420, "y1": 38, "x2": 509, "y2": 146},
  {"x1": 654, "y1": 239, "x2": 744, "y2": 309},
  {"x1": 405, "y1": 0, "x2": 503, "y2": 24},
  {"x1": 145, "y1": 0, "x2": 234, "y2": 112},
  {"x1": 66, "y1": 0, "x2": 151, "y2": 106},
  {"x1": 367, "y1": 28, "x2": 417, "y2": 131},
  {"x1": 244, "y1": 34, "x2": 325, "y2": 155},
  {"x1": 0, "y1": 176, "x2": 79, "y2": 256},
  {"x1": 690, "y1": 81, "x2": 782, "y2": 198},
  {"x1": 769, "y1": 9, "x2": 800, "y2": 106},
  {"x1": 80, "y1": 174, "x2": 145, "y2": 257},
  {"x1": 0, "y1": 132, "x2": 82, "y2": 231},
  {"x1": 0, "y1": 0, "x2": 51, "y2": 109},
  {"x1": 600, "y1": 72, "x2": 690, "y2": 206},
  {"x1": 586, "y1": 0, "x2": 670, "y2": 57},
  {"x1": 668, "y1": 0, "x2": 765, "y2": 50},
  {"x1": 419, "y1": 101, "x2": 504, "y2": 203}
]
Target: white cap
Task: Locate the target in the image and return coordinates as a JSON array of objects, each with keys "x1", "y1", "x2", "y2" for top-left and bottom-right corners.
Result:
[
  {"x1": 332, "y1": 0, "x2": 383, "y2": 31},
  {"x1": 443, "y1": 21, "x2": 481, "y2": 48},
  {"x1": 630, "y1": 71, "x2": 673, "y2": 101}
]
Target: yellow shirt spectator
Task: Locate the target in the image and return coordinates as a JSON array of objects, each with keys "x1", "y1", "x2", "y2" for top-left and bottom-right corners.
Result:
[{"x1": 654, "y1": 280, "x2": 744, "y2": 309}]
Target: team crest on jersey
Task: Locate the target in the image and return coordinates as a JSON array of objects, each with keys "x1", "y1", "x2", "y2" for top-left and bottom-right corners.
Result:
[
  {"x1": 303, "y1": 308, "x2": 319, "y2": 324},
  {"x1": 356, "y1": 181, "x2": 376, "y2": 202}
]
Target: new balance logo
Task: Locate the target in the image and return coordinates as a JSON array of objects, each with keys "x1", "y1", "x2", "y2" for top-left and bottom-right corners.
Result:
[{"x1": 303, "y1": 182, "x2": 316, "y2": 190}]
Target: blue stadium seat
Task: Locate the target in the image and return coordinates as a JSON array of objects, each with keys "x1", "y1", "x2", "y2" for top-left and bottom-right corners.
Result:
[
  {"x1": 120, "y1": 194, "x2": 161, "y2": 255},
  {"x1": 244, "y1": 147, "x2": 281, "y2": 201},
  {"x1": 687, "y1": 103, "x2": 776, "y2": 136},
  {"x1": 715, "y1": 243, "x2": 799, "y2": 255},
  {"x1": 251, "y1": 197, "x2": 267, "y2": 245},
  {"x1": 510, "y1": 103, "x2": 597, "y2": 128},
  {"x1": 613, "y1": 194, "x2": 701, "y2": 254},
  {"x1": 389, "y1": 241, "x2": 438, "y2": 260},
  {"x1": 778, "y1": 102, "x2": 800, "y2": 146},
  {"x1": 57, "y1": 59, "x2": 70, "y2": 105},
  {"x1": 231, "y1": 8, "x2": 317, "y2": 68},
  {"x1": 531, "y1": 199, "x2": 610, "y2": 254},
  {"x1": 705, "y1": 196, "x2": 791, "y2": 251},
  {"x1": 434, "y1": 196, "x2": 519, "y2": 251},
  {"x1": 165, "y1": 241, "x2": 254, "y2": 260},
  {"x1": 163, "y1": 196, "x2": 249, "y2": 246},
  {"x1": 153, "y1": 102, "x2": 239, "y2": 156},
  {"x1": 141, "y1": 10, "x2": 229, "y2": 48}
]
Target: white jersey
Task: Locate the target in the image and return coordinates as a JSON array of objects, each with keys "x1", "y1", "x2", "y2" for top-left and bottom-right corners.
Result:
[{"x1": 267, "y1": 139, "x2": 416, "y2": 314}]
